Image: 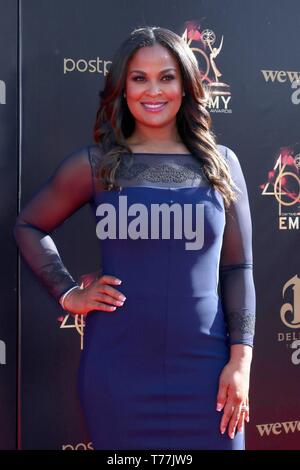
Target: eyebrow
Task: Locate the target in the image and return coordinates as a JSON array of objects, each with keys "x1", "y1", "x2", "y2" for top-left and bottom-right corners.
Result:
[{"x1": 129, "y1": 68, "x2": 177, "y2": 75}]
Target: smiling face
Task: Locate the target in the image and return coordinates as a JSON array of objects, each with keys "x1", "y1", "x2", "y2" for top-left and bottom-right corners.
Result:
[{"x1": 125, "y1": 43, "x2": 184, "y2": 130}]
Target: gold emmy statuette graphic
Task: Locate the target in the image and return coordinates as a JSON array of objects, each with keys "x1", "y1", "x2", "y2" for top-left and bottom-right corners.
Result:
[
  {"x1": 182, "y1": 28, "x2": 210, "y2": 80},
  {"x1": 280, "y1": 275, "x2": 300, "y2": 329},
  {"x1": 201, "y1": 30, "x2": 230, "y2": 96},
  {"x1": 182, "y1": 27, "x2": 230, "y2": 97}
]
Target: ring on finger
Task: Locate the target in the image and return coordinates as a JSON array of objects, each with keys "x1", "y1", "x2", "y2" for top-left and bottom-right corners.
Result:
[{"x1": 240, "y1": 404, "x2": 249, "y2": 413}]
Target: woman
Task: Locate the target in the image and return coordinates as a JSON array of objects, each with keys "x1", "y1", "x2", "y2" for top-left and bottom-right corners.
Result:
[{"x1": 14, "y1": 26, "x2": 255, "y2": 450}]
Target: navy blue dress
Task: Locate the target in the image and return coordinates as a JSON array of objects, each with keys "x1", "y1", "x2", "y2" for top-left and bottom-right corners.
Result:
[{"x1": 14, "y1": 144, "x2": 256, "y2": 450}]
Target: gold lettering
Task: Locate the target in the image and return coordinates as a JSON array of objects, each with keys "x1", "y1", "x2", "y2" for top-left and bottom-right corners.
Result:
[
  {"x1": 62, "y1": 441, "x2": 94, "y2": 450},
  {"x1": 282, "y1": 421, "x2": 298, "y2": 433},
  {"x1": 261, "y1": 70, "x2": 278, "y2": 82},
  {"x1": 75, "y1": 443, "x2": 86, "y2": 450},
  {"x1": 104, "y1": 60, "x2": 112, "y2": 76},
  {"x1": 279, "y1": 216, "x2": 287, "y2": 229},
  {"x1": 256, "y1": 423, "x2": 273, "y2": 436},
  {"x1": 291, "y1": 340, "x2": 300, "y2": 365},
  {"x1": 288, "y1": 217, "x2": 299, "y2": 230},
  {"x1": 286, "y1": 71, "x2": 300, "y2": 83},
  {"x1": 272, "y1": 422, "x2": 282, "y2": 434},
  {"x1": 277, "y1": 71, "x2": 287, "y2": 83},
  {"x1": 208, "y1": 96, "x2": 219, "y2": 109},
  {"x1": 257, "y1": 420, "x2": 300, "y2": 436},
  {"x1": 261, "y1": 70, "x2": 300, "y2": 83},
  {"x1": 221, "y1": 96, "x2": 231, "y2": 109},
  {"x1": 277, "y1": 331, "x2": 300, "y2": 342}
]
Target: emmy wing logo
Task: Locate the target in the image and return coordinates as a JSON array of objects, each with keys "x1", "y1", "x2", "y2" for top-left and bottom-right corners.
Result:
[
  {"x1": 182, "y1": 21, "x2": 232, "y2": 113},
  {"x1": 260, "y1": 148, "x2": 300, "y2": 230}
]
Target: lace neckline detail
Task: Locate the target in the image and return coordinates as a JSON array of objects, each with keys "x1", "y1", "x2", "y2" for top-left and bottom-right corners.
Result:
[{"x1": 88, "y1": 145, "x2": 207, "y2": 189}]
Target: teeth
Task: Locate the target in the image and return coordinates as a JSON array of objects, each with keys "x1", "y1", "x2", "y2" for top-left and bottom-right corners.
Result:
[{"x1": 142, "y1": 103, "x2": 166, "y2": 108}]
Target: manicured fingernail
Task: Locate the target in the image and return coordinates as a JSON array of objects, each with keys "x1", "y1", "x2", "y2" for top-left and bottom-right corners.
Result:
[
  {"x1": 216, "y1": 403, "x2": 222, "y2": 411},
  {"x1": 221, "y1": 428, "x2": 225, "y2": 434},
  {"x1": 230, "y1": 432, "x2": 234, "y2": 439}
]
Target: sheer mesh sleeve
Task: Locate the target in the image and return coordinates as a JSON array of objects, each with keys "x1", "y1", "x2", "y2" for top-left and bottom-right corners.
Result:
[
  {"x1": 13, "y1": 146, "x2": 95, "y2": 302},
  {"x1": 218, "y1": 145, "x2": 256, "y2": 347}
]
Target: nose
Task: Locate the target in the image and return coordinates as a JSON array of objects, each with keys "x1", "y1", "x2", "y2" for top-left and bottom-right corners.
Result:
[{"x1": 145, "y1": 81, "x2": 162, "y2": 96}]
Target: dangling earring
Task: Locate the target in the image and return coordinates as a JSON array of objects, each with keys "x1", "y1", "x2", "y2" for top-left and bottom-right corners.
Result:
[
  {"x1": 123, "y1": 92, "x2": 126, "y2": 99},
  {"x1": 182, "y1": 91, "x2": 185, "y2": 97}
]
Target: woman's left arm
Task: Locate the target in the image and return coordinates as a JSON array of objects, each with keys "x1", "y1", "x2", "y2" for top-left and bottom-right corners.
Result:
[{"x1": 216, "y1": 145, "x2": 256, "y2": 439}]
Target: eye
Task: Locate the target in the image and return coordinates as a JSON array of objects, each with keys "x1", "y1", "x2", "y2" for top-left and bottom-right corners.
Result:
[
  {"x1": 162, "y1": 75, "x2": 175, "y2": 81},
  {"x1": 131, "y1": 75, "x2": 176, "y2": 82},
  {"x1": 132, "y1": 76, "x2": 145, "y2": 82}
]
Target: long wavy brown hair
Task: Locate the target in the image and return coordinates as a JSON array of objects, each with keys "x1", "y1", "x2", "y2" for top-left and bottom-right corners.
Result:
[{"x1": 93, "y1": 26, "x2": 237, "y2": 208}]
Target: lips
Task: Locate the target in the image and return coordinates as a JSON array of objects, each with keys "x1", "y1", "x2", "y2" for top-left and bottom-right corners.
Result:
[{"x1": 140, "y1": 101, "x2": 168, "y2": 112}]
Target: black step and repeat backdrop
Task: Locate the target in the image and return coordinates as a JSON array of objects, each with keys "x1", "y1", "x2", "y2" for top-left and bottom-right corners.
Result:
[
  {"x1": 0, "y1": 0, "x2": 18, "y2": 451},
  {"x1": 1, "y1": 0, "x2": 299, "y2": 450}
]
